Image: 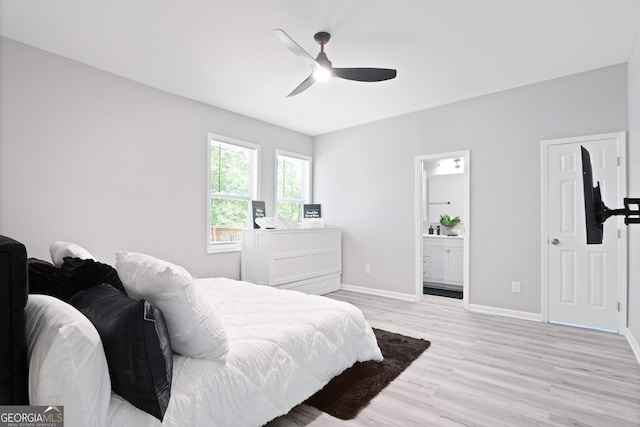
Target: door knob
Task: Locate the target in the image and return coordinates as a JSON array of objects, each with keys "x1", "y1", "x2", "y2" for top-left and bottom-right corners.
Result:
[{"x1": 551, "y1": 238, "x2": 560, "y2": 245}]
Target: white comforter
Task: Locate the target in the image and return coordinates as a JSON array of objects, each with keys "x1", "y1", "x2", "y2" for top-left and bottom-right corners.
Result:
[{"x1": 106, "y1": 278, "x2": 382, "y2": 427}]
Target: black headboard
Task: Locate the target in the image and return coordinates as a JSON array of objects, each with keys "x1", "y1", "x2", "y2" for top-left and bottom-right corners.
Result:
[{"x1": 0, "y1": 235, "x2": 29, "y2": 404}]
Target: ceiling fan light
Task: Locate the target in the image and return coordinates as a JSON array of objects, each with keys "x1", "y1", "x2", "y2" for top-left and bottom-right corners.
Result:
[{"x1": 313, "y1": 66, "x2": 331, "y2": 81}]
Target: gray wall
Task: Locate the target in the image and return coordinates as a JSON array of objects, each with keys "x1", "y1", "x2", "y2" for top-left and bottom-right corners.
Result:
[
  {"x1": 314, "y1": 64, "x2": 628, "y2": 315},
  {"x1": 0, "y1": 37, "x2": 313, "y2": 278},
  {"x1": 628, "y1": 34, "x2": 640, "y2": 347}
]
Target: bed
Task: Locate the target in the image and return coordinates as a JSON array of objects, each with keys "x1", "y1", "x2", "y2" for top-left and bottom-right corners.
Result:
[{"x1": 0, "y1": 235, "x2": 382, "y2": 427}]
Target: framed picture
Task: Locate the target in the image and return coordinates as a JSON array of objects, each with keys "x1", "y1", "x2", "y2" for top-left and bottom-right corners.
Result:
[{"x1": 303, "y1": 204, "x2": 321, "y2": 219}]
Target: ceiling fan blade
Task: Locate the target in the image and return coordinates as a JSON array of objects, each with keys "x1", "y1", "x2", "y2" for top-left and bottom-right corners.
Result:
[
  {"x1": 332, "y1": 67, "x2": 397, "y2": 82},
  {"x1": 274, "y1": 29, "x2": 318, "y2": 68},
  {"x1": 287, "y1": 73, "x2": 315, "y2": 97}
]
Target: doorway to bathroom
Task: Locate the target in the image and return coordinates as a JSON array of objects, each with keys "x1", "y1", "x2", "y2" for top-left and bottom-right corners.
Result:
[{"x1": 414, "y1": 150, "x2": 470, "y2": 308}]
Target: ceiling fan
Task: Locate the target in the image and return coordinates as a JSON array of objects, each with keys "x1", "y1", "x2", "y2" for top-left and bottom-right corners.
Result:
[{"x1": 274, "y1": 29, "x2": 397, "y2": 97}]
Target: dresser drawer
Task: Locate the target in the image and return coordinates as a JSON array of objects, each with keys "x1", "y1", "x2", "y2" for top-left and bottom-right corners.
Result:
[{"x1": 277, "y1": 273, "x2": 341, "y2": 295}]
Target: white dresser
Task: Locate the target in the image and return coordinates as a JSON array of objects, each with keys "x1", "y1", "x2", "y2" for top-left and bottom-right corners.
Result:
[
  {"x1": 241, "y1": 228, "x2": 341, "y2": 295},
  {"x1": 423, "y1": 235, "x2": 463, "y2": 287}
]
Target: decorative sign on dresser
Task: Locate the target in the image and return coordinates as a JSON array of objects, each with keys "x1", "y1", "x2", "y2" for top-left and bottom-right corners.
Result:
[
  {"x1": 241, "y1": 228, "x2": 341, "y2": 295},
  {"x1": 303, "y1": 204, "x2": 322, "y2": 218},
  {"x1": 251, "y1": 201, "x2": 266, "y2": 229}
]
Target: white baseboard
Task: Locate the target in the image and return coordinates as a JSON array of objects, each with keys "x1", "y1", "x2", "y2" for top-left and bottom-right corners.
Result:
[
  {"x1": 468, "y1": 303, "x2": 542, "y2": 322},
  {"x1": 625, "y1": 329, "x2": 640, "y2": 366},
  {"x1": 340, "y1": 283, "x2": 418, "y2": 302}
]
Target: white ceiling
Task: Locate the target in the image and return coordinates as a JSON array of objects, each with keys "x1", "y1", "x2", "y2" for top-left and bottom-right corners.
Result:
[{"x1": 1, "y1": 0, "x2": 640, "y2": 136}]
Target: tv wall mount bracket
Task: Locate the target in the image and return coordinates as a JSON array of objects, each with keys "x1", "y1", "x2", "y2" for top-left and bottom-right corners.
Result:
[{"x1": 597, "y1": 197, "x2": 640, "y2": 224}]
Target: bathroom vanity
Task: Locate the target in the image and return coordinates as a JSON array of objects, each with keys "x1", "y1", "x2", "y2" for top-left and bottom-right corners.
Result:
[{"x1": 422, "y1": 235, "x2": 463, "y2": 287}]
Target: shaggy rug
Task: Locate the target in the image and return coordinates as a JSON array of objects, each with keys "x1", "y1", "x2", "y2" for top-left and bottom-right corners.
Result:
[{"x1": 305, "y1": 328, "x2": 431, "y2": 420}]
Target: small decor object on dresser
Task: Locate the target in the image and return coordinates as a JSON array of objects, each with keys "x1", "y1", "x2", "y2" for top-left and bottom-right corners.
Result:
[
  {"x1": 303, "y1": 204, "x2": 321, "y2": 218},
  {"x1": 251, "y1": 200, "x2": 266, "y2": 229}
]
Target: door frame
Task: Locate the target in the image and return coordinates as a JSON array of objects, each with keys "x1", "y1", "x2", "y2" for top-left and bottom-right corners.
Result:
[
  {"x1": 540, "y1": 132, "x2": 627, "y2": 333},
  {"x1": 414, "y1": 150, "x2": 470, "y2": 308}
]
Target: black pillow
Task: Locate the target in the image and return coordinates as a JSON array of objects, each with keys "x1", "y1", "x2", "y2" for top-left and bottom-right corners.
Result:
[
  {"x1": 61, "y1": 257, "x2": 128, "y2": 298},
  {"x1": 69, "y1": 284, "x2": 172, "y2": 420},
  {"x1": 27, "y1": 258, "x2": 68, "y2": 299}
]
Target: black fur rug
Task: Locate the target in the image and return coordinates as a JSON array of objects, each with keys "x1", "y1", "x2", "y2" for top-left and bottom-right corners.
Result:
[{"x1": 305, "y1": 328, "x2": 431, "y2": 420}]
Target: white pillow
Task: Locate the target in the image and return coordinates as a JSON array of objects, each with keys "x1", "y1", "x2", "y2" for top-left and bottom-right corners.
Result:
[
  {"x1": 49, "y1": 241, "x2": 94, "y2": 266},
  {"x1": 26, "y1": 295, "x2": 111, "y2": 427},
  {"x1": 115, "y1": 251, "x2": 229, "y2": 361}
]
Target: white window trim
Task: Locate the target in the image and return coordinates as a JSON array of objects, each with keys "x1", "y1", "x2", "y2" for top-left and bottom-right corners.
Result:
[
  {"x1": 275, "y1": 149, "x2": 312, "y2": 220},
  {"x1": 207, "y1": 133, "x2": 260, "y2": 254}
]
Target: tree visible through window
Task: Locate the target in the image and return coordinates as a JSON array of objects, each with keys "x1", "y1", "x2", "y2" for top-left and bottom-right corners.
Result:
[
  {"x1": 208, "y1": 135, "x2": 258, "y2": 250},
  {"x1": 276, "y1": 151, "x2": 311, "y2": 223}
]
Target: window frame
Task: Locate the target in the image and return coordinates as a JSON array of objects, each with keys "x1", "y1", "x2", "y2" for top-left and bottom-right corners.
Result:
[
  {"x1": 275, "y1": 149, "x2": 312, "y2": 223},
  {"x1": 207, "y1": 133, "x2": 260, "y2": 253}
]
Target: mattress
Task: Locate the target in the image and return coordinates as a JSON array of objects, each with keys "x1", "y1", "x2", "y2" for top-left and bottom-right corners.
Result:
[{"x1": 106, "y1": 278, "x2": 382, "y2": 426}]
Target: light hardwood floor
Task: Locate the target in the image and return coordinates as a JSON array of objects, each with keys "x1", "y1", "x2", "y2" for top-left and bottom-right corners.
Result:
[{"x1": 268, "y1": 290, "x2": 640, "y2": 427}]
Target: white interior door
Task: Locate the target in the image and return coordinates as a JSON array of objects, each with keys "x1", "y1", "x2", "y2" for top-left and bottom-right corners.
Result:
[{"x1": 545, "y1": 134, "x2": 624, "y2": 332}]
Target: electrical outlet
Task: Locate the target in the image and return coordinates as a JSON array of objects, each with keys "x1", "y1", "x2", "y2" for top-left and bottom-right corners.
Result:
[
  {"x1": 512, "y1": 281, "x2": 521, "y2": 293},
  {"x1": 365, "y1": 265, "x2": 371, "y2": 274}
]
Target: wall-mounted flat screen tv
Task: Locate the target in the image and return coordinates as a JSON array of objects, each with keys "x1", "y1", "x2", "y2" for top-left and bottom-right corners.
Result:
[
  {"x1": 580, "y1": 146, "x2": 604, "y2": 244},
  {"x1": 581, "y1": 145, "x2": 639, "y2": 244}
]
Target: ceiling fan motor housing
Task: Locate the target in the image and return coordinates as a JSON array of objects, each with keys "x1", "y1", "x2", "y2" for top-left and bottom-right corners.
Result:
[{"x1": 314, "y1": 31, "x2": 331, "y2": 45}]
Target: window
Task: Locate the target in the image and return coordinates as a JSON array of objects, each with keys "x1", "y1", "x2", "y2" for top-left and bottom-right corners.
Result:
[
  {"x1": 208, "y1": 134, "x2": 258, "y2": 252},
  {"x1": 276, "y1": 151, "x2": 311, "y2": 223}
]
